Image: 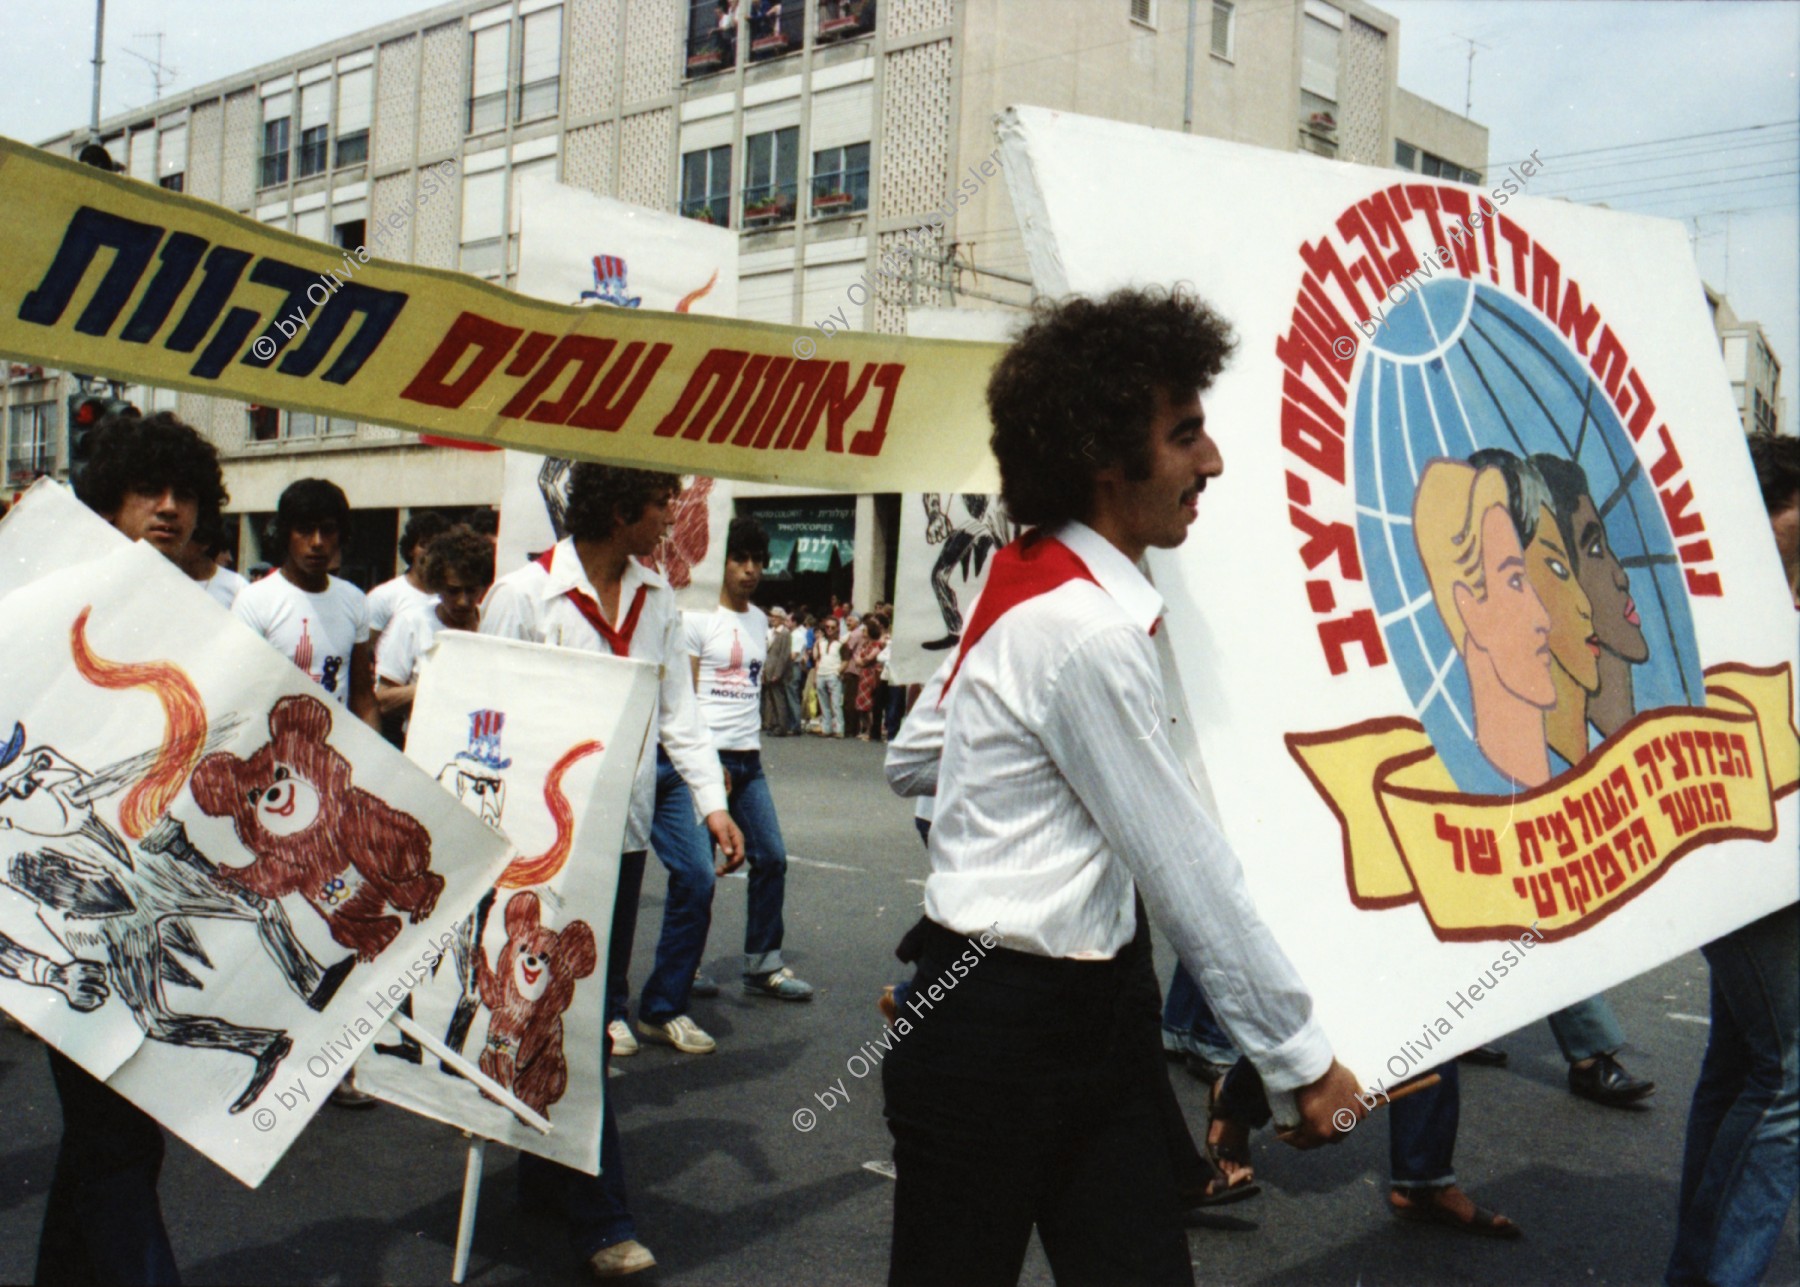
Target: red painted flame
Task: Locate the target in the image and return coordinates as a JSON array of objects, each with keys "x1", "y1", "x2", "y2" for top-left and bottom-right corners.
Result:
[
  {"x1": 675, "y1": 270, "x2": 719, "y2": 314},
  {"x1": 499, "y1": 739, "x2": 603, "y2": 889},
  {"x1": 69, "y1": 606, "x2": 208, "y2": 840}
]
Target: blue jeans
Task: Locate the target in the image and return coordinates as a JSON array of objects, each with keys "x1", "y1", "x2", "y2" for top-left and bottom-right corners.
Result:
[
  {"x1": 720, "y1": 749, "x2": 788, "y2": 976},
  {"x1": 1667, "y1": 904, "x2": 1800, "y2": 1286},
  {"x1": 605, "y1": 849, "x2": 647, "y2": 1026},
  {"x1": 637, "y1": 753, "x2": 716, "y2": 1025},
  {"x1": 39, "y1": 1048, "x2": 180, "y2": 1287},
  {"x1": 785, "y1": 668, "x2": 806, "y2": 734},
  {"x1": 1390, "y1": 1061, "x2": 1460, "y2": 1190},
  {"x1": 816, "y1": 673, "x2": 844, "y2": 735},
  {"x1": 1547, "y1": 994, "x2": 1628, "y2": 1064},
  {"x1": 1161, "y1": 963, "x2": 1241, "y2": 1073},
  {"x1": 517, "y1": 1029, "x2": 636, "y2": 1260}
]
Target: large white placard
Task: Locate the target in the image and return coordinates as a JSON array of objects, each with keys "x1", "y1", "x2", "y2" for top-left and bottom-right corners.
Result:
[
  {"x1": 999, "y1": 106, "x2": 1798, "y2": 1088},
  {"x1": 0, "y1": 483, "x2": 514, "y2": 1186},
  {"x1": 356, "y1": 632, "x2": 656, "y2": 1171},
  {"x1": 497, "y1": 179, "x2": 739, "y2": 608}
]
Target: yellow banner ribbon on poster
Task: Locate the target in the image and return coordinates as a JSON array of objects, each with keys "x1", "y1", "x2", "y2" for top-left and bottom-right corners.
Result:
[
  {"x1": 0, "y1": 137, "x2": 1004, "y2": 492},
  {"x1": 1287, "y1": 664, "x2": 1800, "y2": 943}
]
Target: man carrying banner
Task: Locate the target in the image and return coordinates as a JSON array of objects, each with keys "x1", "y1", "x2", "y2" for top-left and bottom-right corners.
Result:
[
  {"x1": 884, "y1": 288, "x2": 1366, "y2": 1286},
  {"x1": 481, "y1": 462, "x2": 744, "y2": 1277}
]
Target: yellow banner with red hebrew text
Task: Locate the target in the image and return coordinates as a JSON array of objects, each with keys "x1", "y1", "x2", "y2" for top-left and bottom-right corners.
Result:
[
  {"x1": 0, "y1": 137, "x2": 1003, "y2": 493},
  {"x1": 1287, "y1": 665, "x2": 1799, "y2": 943}
]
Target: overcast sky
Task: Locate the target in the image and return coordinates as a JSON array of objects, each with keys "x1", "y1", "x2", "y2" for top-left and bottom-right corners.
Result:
[{"x1": 6, "y1": 0, "x2": 1797, "y2": 399}]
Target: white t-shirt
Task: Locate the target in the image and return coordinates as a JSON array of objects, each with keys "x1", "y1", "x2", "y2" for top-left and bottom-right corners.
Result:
[
  {"x1": 375, "y1": 601, "x2": 447, "y2": 686},
  {"x1": 367, "y1": 574, "x2": 435, "y2": 633},
  {"x1": 199, "y1": 566, "x2": 247, "y2": 610},
  {"x1": 234, "y1": 572, "x2": 371, "y2": 707},
  {"x1": 683, "y1": 605, "x2": 767, "y2": 752}
]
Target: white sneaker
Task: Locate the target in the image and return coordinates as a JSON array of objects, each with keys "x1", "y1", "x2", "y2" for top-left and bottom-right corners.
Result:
[
  {"x1": 589, "y1": 1238, "x2": 656, "y2": 1277},
  {"x1": 635, "y1": 1014, "x2": 717, "y2": 1054},
  {"x1": 607, "y1": 1018, "x2": 639, "y2": 1057}
]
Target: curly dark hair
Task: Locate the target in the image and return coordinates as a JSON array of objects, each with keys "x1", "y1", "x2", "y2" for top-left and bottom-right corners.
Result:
[
  {"x1": 75, "y1": 410, "x2": 227, "y2": 525},
  {"x1": 986, "y1": 286, "x2": 1236, "y2": 528},
  {"x1": 270, "y1": 478, "x2": 350, "y2": 552},
  {"x1": 562, "y1": 463, "x2": 681, "y2": 542},
  {"x1": 398, "y1": 510, "x2": 452, "y2": 565},
  {"x1": 1747, "y1": 431, "x2": 1800, "y2": 515},
  {"x1": 726, "y1": 516, "x2": 770, "y2": 564},
  {"x1": 420, "y1": 525, "x2": 495, "y2": 591}
]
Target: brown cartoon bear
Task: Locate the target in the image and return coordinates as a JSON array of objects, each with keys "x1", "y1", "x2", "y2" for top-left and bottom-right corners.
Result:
[
  {"x1": 189, "y1": 694, "x2": 443, "y2": 962},
  {"x1": 476, "y1": 891, "x2": 596, "y2": 1117}
]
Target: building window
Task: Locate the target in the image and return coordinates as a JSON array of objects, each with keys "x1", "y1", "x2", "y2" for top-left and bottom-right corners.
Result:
[
  {"x1": 297, "y1": 80, "x2": 330, "y2": 179},
  {"x1": 157, "y1": 124, "x2": 186, "y2": 191},
  {"x1": 469, "y1": 23, "x2": 510, "y2": 134},
  {"x1": 507, "y1": 157, "x2": 557, "y2": 276},
  {"x1": 1394, "y1": 140, "x2": 1417, "y2": 170},
  {"x1": 247, "y1": 405, "x2": 280, "y2": 441},
  {"x1": 1300, "y1": 7, "x2": 1341, "y2": 103},
  {"x1": 686, "y1": 0, "x2": 738, "y2": 77},
  {"x1": 811, "y1": 142, "x2": 869, "y2": 216},
  {"x1": 1211, "y1": 0, "x2": 1234, "y2": 58},
  {"x1": 743, "y1": 127, "x2": 799, "y2": 226},
  {"x1": 127, "y1": 128, "x2": 156, "y2": 184},
  {"x1": 817, "y1": 0, "x2": 876, "y2": 44},
  {"x1": 1752, "y1": 388, "x2": 1775, "y2": 435},
  {"x1": 517, "y1": 7, "x2": 562, "y2": 122},
  {"x1": 260, "y1": 92, "x2": 291, "y2": 188},
  {"x1": 1129, "y1": 0, "x2": 1155, "y2": 28},
  {"x1": 335, "y1": 218, "x2": 366, "y2": 251},
  {"x1": 295, "y1": 208, "x2": 329, "y2": 244},
  {"x1": 1300, "y1": 89, "x2": 1336, "y2": 140},
  {"x1": 6, "y1": 401, "x2": 55, "y2": 487},
  {"x1": 748, "y1": 0, "x2": 804, "y2": 62},
  {"x1": 460, "y1": 169, "x2": 506, "y2": 277},
  {"x1": 681, "y1": 144, "x2": 733, "y2": 226},
  {"x1": 336, "y1": 66, "x2": 372, "y2": 167}
]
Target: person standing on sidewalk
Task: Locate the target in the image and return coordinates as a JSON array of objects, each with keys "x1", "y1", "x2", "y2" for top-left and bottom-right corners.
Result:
[{"x1": 812, "y1": 617, "x2": 845, "y2": 737}]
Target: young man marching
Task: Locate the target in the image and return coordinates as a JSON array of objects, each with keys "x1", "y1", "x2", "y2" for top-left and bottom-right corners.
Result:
[
  {"x1": 480, "y1": 463, "x2": 743, "y2": 1277},
  {"x1": 680, "y1": 518, "x2": 813, "y2": 1006},
  {"x1": 884, "y1": 288, "x2": 1366, "y2": 1287}
]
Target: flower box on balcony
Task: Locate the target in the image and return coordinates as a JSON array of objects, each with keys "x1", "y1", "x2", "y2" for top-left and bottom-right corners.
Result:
[
  {"x1": 687, "y1": 49, "x2": 724, "y2": 74},
  {"x1": 751, "y1": 33, "x2": 790, "y2": 55},
  {"x1": 812, "y1": 192, "x2": 854, "y2": 214},
  {"x1": 817, "y1": 16, "x2": 859, "y2": 41}
]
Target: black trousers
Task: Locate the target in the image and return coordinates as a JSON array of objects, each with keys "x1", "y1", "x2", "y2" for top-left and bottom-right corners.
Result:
[
  {"x1": 882, "y1": 917, "x2": 1196, "y2": 1287},
  {"x1": 38, "y1": 1048, "x2": 180, "y2": 1287}
]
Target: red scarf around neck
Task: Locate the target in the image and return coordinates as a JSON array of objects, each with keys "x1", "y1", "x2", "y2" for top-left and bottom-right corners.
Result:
[
  {"x1": 938, "y1": 533, "x2": 1098, "y2": 703},
  {"x1": 536, "y1": 547, "x2": 648, "y2": 655}
]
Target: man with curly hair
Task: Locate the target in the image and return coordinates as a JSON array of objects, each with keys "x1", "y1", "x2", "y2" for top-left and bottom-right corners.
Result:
[
  {"x1": 481, "y1": 462, "x2": 744, "y2": 1278},
  {"x1": 374, "y1": 525, "x2": 495, "y2": 734},
  {"x1": 885, "y1": 287, "x2": 1366, "y2": 1286}
]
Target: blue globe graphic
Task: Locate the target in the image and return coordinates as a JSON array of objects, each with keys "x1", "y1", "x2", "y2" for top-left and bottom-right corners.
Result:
[{"x1": 1350, "y1": 278, "x2": 1704, "y2": 793}]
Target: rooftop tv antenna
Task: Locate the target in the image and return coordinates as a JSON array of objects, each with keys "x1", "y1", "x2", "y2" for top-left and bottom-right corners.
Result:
[
  {"x1": 1452, "y1": 33, "x2": 1490, "y2": 119},
  {"x1": 124, "y1": 31, "x2": 178, "y2": 102}
]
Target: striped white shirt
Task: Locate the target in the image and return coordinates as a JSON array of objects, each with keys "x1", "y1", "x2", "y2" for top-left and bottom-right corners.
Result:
[{"x1": 886, "y1": 521, "x2": 1332, "y2": 1093}]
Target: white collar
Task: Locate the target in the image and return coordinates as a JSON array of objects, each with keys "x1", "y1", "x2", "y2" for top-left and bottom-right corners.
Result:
[
  {"x1": 542, "y1": 539, "x2": 668, "y2": 603},
  {"x1": 1053, "y1": 521, "x2": 1165, "y2": 635}
]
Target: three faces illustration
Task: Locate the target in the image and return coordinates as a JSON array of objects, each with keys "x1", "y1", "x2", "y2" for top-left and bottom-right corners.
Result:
[{"x1": 1415, "y1": 450, "x2": 1648, "y2": 788}]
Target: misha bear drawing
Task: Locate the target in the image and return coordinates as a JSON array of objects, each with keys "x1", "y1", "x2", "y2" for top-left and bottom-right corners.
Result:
[
  {"x1": 190, "y1": 694, "x2": 444, "y2": 962},
  {"x1": 477, "y1": 891, "x2": 596, "y2": 1116}
]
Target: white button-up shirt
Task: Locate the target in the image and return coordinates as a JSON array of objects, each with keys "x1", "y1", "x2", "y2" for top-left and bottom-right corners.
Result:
[
  {"x1": 887, "y1": 521, "x2": 1332, "y2": 1093},
  {"x1": 481, "y1": 539, "x2": 727, "y2": 852}
]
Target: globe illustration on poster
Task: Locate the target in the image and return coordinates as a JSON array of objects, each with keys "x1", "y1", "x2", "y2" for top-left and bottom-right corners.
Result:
[{"x1": 1349, "y1": 278, "x2": 1705, "y2": 795}]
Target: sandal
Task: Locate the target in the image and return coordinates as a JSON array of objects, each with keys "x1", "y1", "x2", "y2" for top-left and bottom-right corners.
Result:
[
  {"x1": 1200, "y1": 1074, "x2": 1260, "y2": 1204},
  {"x1": 1389, "y1": 1186, "x2": 1522, "y2": 1239}
]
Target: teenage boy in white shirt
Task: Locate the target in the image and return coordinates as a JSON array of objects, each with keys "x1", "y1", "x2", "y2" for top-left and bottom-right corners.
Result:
[
  {"x1": 374, "y1": 525, "x2": 494, "y2": 735},
  {"x1": 233, "y1": 479, "x2": 379, "y2": 733},
  {"x1": 883, "y1": 288, "x2": 1366, "y2": 1286},
  {"x1": 480, "y1": 462, "x2": 743, "y2": 1279},
  {"x1": 682, "y1": 518, "x2": 814, "y2": 1006}
]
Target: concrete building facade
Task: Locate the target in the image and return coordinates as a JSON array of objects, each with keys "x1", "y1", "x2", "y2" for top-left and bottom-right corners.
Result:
[{"x1": 22, "y1": 0, "x2": 1484, "y2": 595}]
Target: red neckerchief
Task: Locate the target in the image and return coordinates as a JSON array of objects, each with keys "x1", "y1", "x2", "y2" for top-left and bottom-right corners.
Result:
[
  {"x1": 536, "y1": 548, "x2": 648, "y2": 656},
  {"x1": 938, "y1": 532, "x2": 1099, "y2": 704}
]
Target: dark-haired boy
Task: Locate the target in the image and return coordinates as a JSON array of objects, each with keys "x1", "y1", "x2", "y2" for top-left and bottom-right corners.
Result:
[
  {"x1": 233, "y1": 479, "x2": 378, "y2": 732},
  {"x1": 668, "y1": 516, "x2": 813, "y2": 1033},
  {"x1": 375, "y1": 525, "x2": 494, "y2": 734},
  {"x1": 884, "y1": 288, "x2": 1365, "y2": 1286},
  {"x1": 480, "y1": 462, "x2": 743, "y2": 1278}
]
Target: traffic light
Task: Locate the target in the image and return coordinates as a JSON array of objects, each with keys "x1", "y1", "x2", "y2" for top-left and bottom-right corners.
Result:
[{"x1": 66, "y1": 393, "x2": 137, "y2": 495}]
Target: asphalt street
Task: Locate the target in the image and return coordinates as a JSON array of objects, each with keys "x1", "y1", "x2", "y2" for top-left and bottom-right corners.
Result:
[{"x1": 2, "y1": 733, "x2": 1795, "y2": 1286}]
